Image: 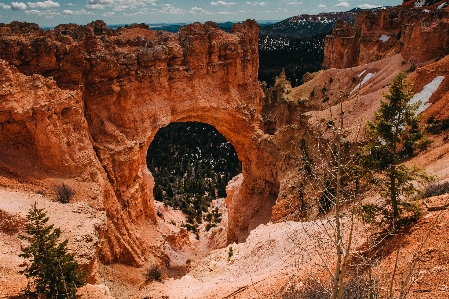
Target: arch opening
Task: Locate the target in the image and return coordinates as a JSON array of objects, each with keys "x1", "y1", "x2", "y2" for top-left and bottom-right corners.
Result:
[{"x1": 146, "y1": 121, "x2": 242, "y2": 240}]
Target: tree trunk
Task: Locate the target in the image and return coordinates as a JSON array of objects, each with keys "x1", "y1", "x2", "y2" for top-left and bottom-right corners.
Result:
[{"x1": 391, "y1": 164, "x2": 398, "y2": 219}]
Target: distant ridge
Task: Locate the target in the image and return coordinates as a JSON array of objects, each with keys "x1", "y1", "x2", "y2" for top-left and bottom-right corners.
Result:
[
  {"x1": 105, "y1": 21, "x2": 278, "y2": 33},
  {"x1": 259, "y1": 11, "x2": 358, "y2": 38}
]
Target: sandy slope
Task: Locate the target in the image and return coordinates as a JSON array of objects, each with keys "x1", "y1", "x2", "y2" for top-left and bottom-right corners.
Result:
[
  {"x1": 0, "y1": 187, "x2": 108, "y2": 297},
  {"x1": 134, "y1": 215, "x2": 367, "y2": 299}
]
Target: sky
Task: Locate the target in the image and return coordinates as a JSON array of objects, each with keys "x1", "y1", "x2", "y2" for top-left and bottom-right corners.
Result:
[{"x1": 0, "y1": 0, "x2": 403, "y2": 27}]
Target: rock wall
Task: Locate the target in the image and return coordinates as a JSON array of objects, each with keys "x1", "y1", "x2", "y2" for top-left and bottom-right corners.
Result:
[
  {"x1": 3, "y1": 6, "x2": 449, "y2": 272},
  {"x1": 0, "y1": 20, "x2": 285, "y2": 265},
  {"x1": 323, "y1": 6, "x2": 449, "y2": 69}
]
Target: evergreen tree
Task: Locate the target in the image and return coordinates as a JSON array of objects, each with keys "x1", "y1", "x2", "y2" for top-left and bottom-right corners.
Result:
[
  {"x1": 318, "y1": 179, "x2": 335, "y2": 213},
  {"x1": 19, "y1": 203, "x2": 86, "y2": 298},
  {"x1": 358, "y1": 72, "x2": 434, "y2": 227},
  {"x1": 154, "y1": 185, "x2": 164, "y2": 201}
]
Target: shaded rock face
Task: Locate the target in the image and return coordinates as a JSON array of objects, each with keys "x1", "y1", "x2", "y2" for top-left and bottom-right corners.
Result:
[
  {"x1": 323, "y1": 7, "x2": 449, "y2": 69},
  {"x1": 0, "y1": 20, "x2": 284, "y2": 265}
]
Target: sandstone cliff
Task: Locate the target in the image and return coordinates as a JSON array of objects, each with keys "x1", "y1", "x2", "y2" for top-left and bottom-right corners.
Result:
[
  {"x1": 2, "y1": 5, "x2": 449, "y2": 279},
  {"x1": 0, "y1": 20, "x2": 272, "y2": 266},
  {"x1": 323, "y1": 5, "x2": 449, "y2": 69}
]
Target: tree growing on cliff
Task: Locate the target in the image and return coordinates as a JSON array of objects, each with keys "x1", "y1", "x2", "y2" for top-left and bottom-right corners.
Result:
[
  {"x1": 19, "y1": 202, "x2": 86, "y2": 299},
  {"x1": 357, "y1": 72, "x2": 434, "y2": 227}
]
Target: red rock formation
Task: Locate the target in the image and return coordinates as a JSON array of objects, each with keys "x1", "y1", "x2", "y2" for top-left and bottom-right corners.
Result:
[
  {"x1": 323, "y1": 7, "x2": 449, "y2": 69},
  {"x1": 0, "y1": 20, "x2": 281, "y2": 265},
  {"x1": 3, "y1": 8, "x2": 449, "y2": 277},
  {"x1": 0, "y1": 59, "x2": 150, "y2": 268}
]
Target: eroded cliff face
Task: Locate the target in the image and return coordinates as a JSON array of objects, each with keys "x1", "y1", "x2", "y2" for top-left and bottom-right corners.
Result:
[
  {"x1": 323, "y1": 5, "x2": 449, "y2": 69},
  {"x1": 0, "y1": 20, "x2": 281, "y2": 266},
  {"x1": 4, "y1": 5, "x2": 449, "y2": 273}
]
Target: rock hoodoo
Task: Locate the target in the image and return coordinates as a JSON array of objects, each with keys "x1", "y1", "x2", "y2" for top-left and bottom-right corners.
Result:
[{"x1": 323, "y1": 6, "x2": 449, "y2": 69}]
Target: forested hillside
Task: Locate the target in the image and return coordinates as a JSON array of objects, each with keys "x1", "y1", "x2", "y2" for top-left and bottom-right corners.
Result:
[
  {"x1": 146, "y1": 122, "x2": 241, "y2": 234},
  {"x1": 258, "y1": 11, "x2": 358, "y2": 87}
]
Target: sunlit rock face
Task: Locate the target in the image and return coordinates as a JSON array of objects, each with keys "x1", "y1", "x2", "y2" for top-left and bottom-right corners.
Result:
[
  {"x1": 3, "y1": 3, "x2": 449, "y2": 271},
  {"x1": 0, "y1": 20, "x2": 284, "y2": 265},
  {"x1": 323, "y1": 6, "x2": 449, "y2": 69}
]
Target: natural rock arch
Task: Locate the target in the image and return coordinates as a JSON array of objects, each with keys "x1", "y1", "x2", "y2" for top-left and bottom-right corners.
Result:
[
  {"x1": 143, "y1": 109, "x2": 272, "y2": 241},
  {"x1": 0, "y1": 20, "x2": 281, "y2": 265}
]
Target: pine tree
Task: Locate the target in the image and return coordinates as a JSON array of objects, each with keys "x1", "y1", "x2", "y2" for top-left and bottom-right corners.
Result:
[
  {"x1": 19, "y1": 203, "x2": 86, "y2": 298},
  {"x1": 358, "y1": 72, "x2": 434, "y2": 227},
  {"x1": 154, "y1": 185, "x2": 164, "y2": 201}
]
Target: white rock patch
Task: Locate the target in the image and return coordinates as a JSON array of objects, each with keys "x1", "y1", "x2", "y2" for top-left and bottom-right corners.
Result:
[
  {"x1": 415, "y1": 0, "x2": 426, "y2": 7},
  {"x1": 379, "y1": 34, "x2": 390, "y2": 42},
  {"x1": 351, "y1": 72, "x2": 376, "y2": 94},
  {"x1": 410, "y1": 76, "x2": 445, "y2": 114}
]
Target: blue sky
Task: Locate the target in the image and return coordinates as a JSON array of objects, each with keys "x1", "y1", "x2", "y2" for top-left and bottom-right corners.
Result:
[{"x1": 0, "y1": 0, "x2": 402, "y2": 27}]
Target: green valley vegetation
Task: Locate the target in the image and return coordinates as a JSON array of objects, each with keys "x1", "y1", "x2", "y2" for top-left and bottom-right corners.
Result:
[
  {"x1": 19, "y1": 203, "x2": 86, "y2": 298},
  {"x1": 258, "y1": 12, "x2": 358, "y2": 87},
  {"x1": 147, "y1": 122, "x2": 241, "y2": 235}
]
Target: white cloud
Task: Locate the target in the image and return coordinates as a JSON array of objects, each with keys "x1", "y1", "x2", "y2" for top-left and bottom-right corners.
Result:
[
  {"x1": 66, "y1": 2, "x2": 75, "y2": 5},
  {"x1": 123, "y1": 10, "x2": 144, "y2": 16},
  {"x1": 62, "y1": 8, "x2": 94, "y2": 15},
  {"x1": 86, "y1": 0, "x2": 157, "y2": 11},
  {"x1": 318, "y1": 4, "x2": 326, "y2": 7},
  {"x1": 103, "y1": 11, "x2": 115, "y2": 16},
  {"x1": 11, "y1": 2, "x2": 27, "y2": 10},
  {"x1": 27, "y1": 0, "x2": 59, "y2": 9},
  {"x1": 190, "y1": 7, "x2": 212, "y2": 14},
  {"x1": 357, "y1": 4, "x2": 382, "y2": 9},
  {"x1": 86, "y1": 4, "x2": 104, "y2": 9},
  {"x1": 192, "y1": 7, "x2": 236, "y2": 14},
  {"x1": 286, "y1": 1, "x2": 303, "y2": 4},
  {"x1": 25, "y1": 8, "x2": 60, "y2": 18},
  {"x1": 0, "y1": 3, "x2": 11, "y2": 9},
  {"x1": 246, "y1": 1, "x2": 266, "y2": 6},
  {"x1": 86, "y1": 0, "x2": 113, "y2": 4},
  {"x1": 335, "y1": 1, "x2": 350, "y2": 7},
  {"x1": 157, "y1": 4, "x2": 185, "y2": 14},
  {"x1": 211, "y1": 1, "x2": 235, "y2": 5}
]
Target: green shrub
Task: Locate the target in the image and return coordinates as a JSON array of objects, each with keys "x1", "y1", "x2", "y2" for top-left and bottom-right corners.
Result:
[
  {"x1": 144, "y1": 265, "x2": 162, "y2": 282},
  {"x1": 426, "y1": 117, "x2": 449, "y2": 134},
  {"x1": 55, "y1": 183, "x2": 74, "y2": 204},
  {"x1": 318, "y1": 179, "x2": 335, "y2": 213},
  {"x1": 407, "y1": 63, "x2": 416, "y2": 73},
  {"x1": 227, "y1": 246, "x2": 233, "y2": 261},
  {"x1": 19, "y1": 203, "x2": 86, "y2": 298},
  {"x1": 205, "y1": 223, "x2": 216, "y2": 231},
  {"x1": 424, "y1": 181, "x2": 449, "y2": 198},
  {"x1": 310, "y1": 87, "x2": 315, "y2": 98}
]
